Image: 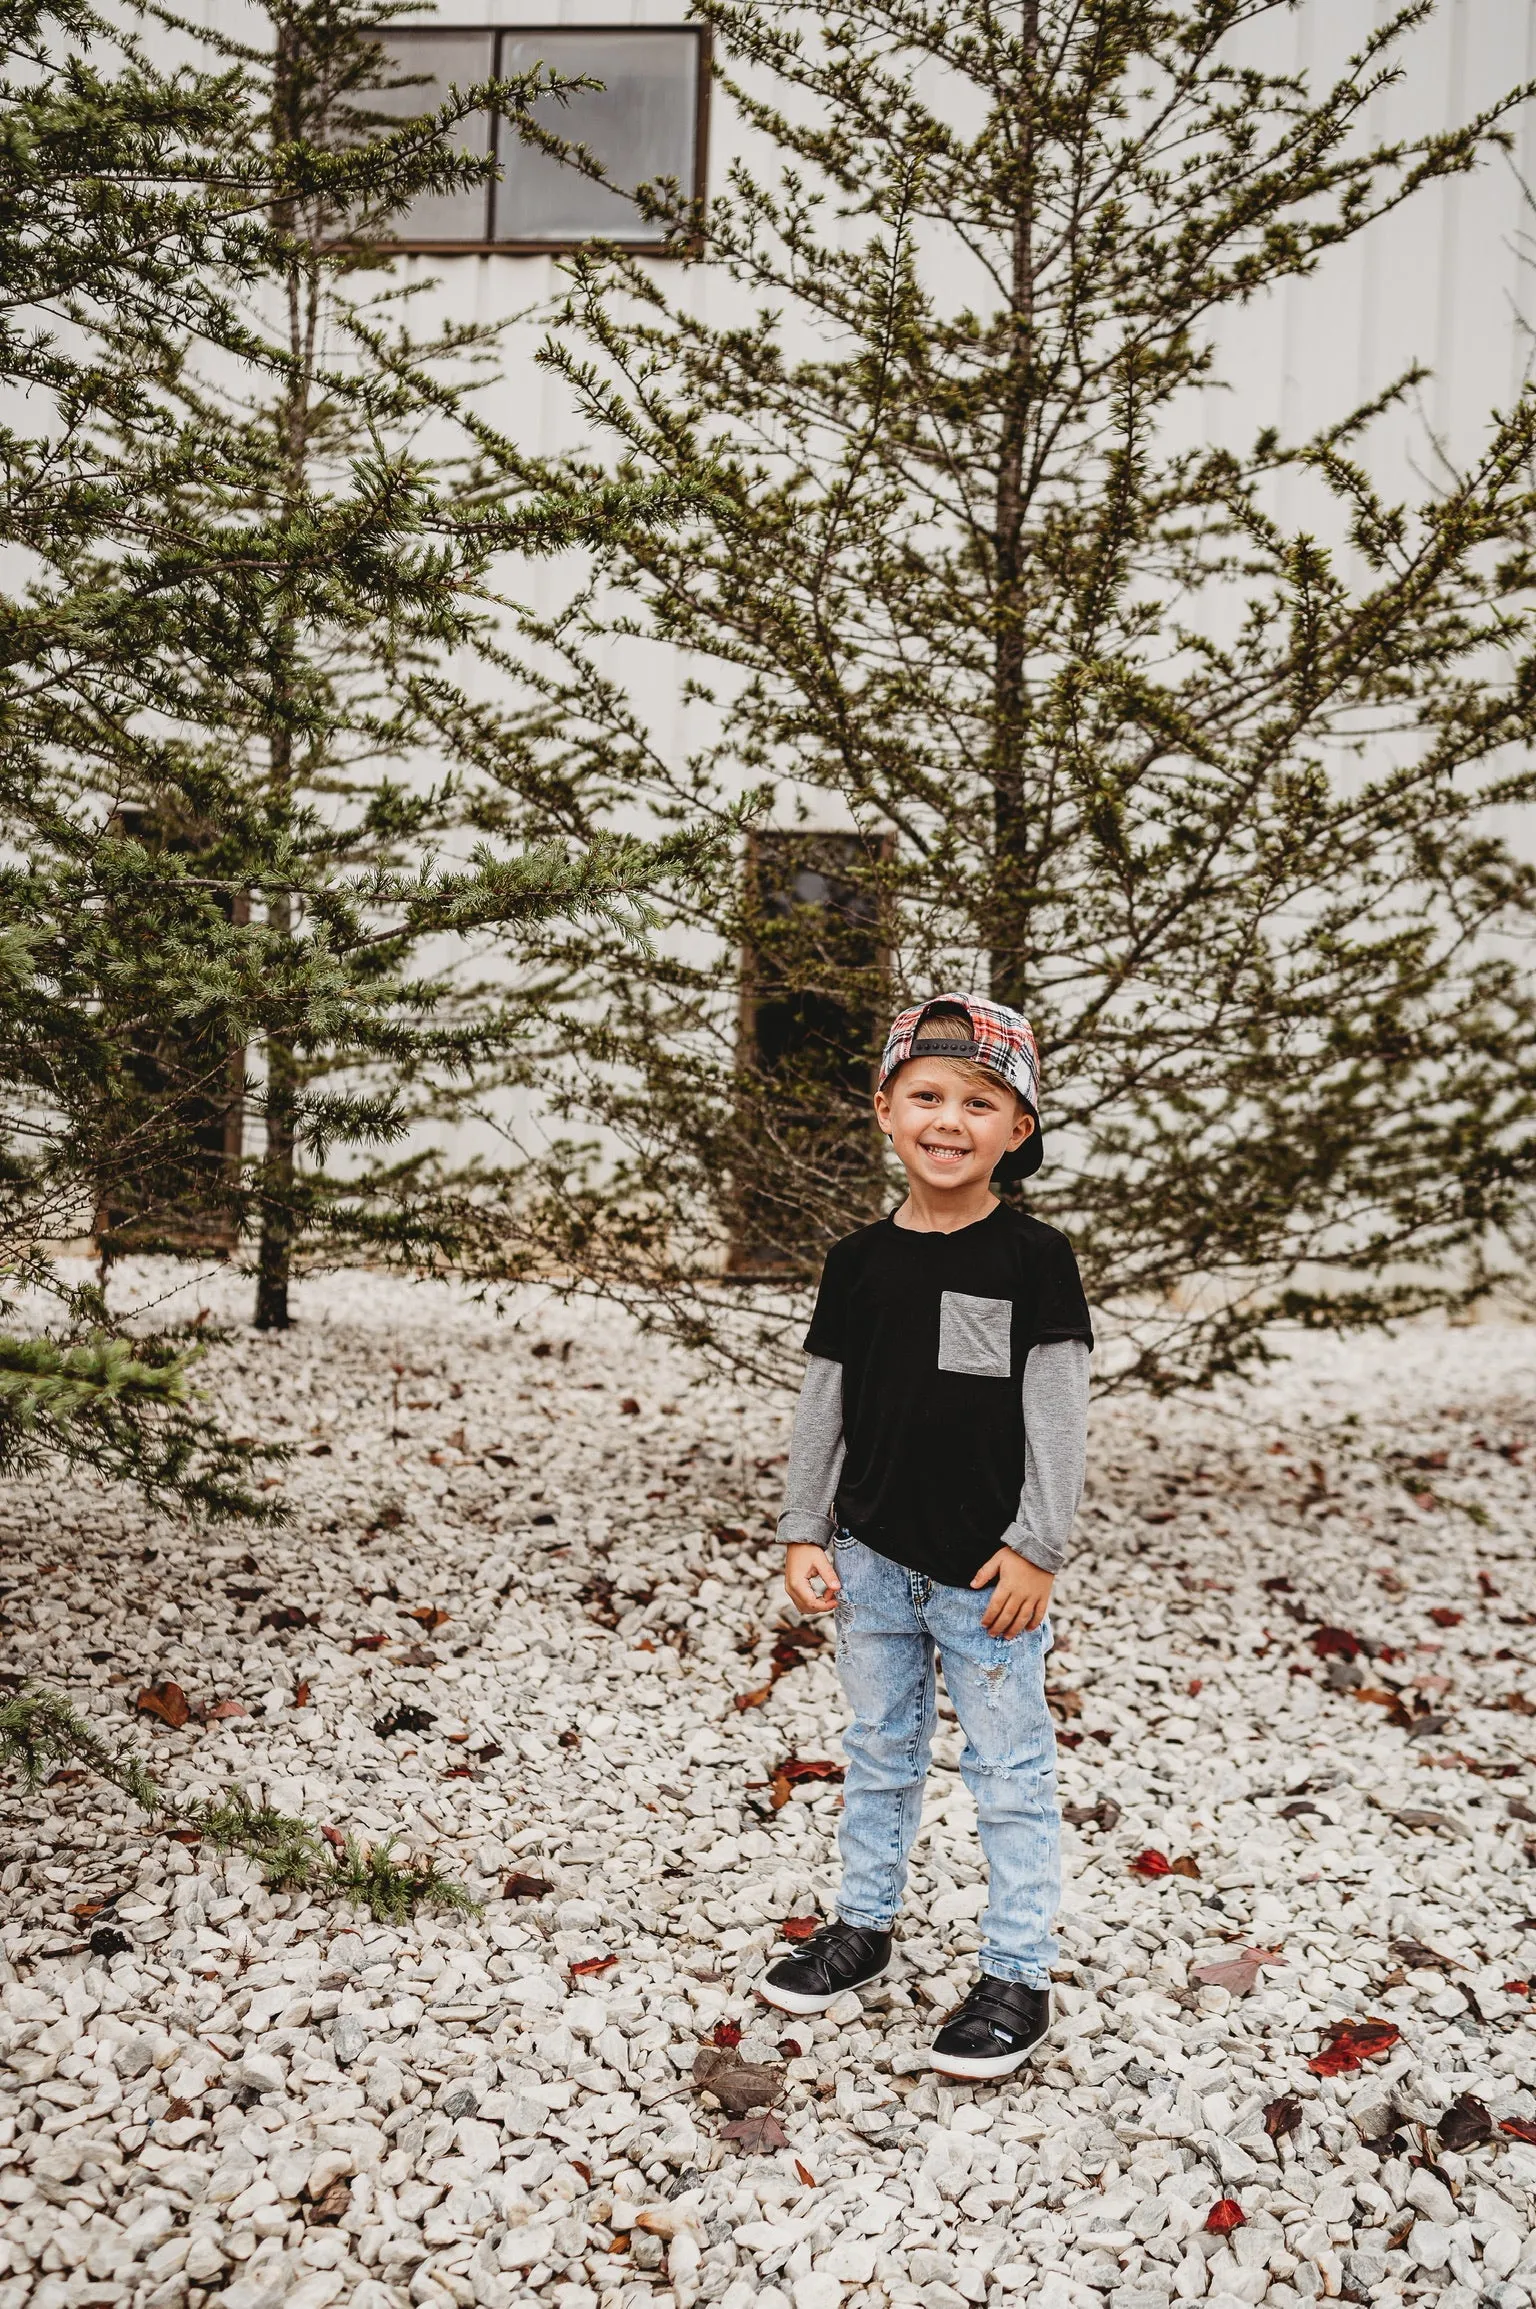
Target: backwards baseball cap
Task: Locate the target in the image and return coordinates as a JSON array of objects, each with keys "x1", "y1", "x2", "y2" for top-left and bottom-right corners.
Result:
[{"x1": 878, "y1": 993, "x2": 1044, "y2": 1181}]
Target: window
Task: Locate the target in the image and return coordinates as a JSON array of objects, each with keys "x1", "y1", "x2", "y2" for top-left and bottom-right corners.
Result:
[
  {"x1": 369, "y1": 25, "x2": 708, "y2": 253},
  {"x1": 728, "y1": 833, "x2": 891, "y2": 1276}
]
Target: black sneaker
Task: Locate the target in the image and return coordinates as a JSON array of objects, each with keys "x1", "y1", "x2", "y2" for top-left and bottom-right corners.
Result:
[
  {"x1": 930, "y1": 1977, "x2": 1051, "y2": 2079},
  {"x1": 756, "y1": 1920, "x2": 893, "y2": 2016}
]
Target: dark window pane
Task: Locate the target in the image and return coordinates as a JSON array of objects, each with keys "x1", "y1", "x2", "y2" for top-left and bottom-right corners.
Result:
[
  {"x1": 494, "y1": 31, "x2": 699, "y2": 245},
  {"x1": 370, "y1": 32, "x2": 494, "y2": 243}
]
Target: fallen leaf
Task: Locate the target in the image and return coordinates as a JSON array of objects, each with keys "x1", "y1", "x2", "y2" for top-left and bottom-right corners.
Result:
[
  {"x1": 475, "y1": 1742, "x2": 504, "y2": 1762},
  {"x1": 780, "y1": 1915, "x2": 820, "y2": 1942},
  {"x1": 1390, "y1": 1936, "x2": 1460, "y2": 1971},
  {"x1": 1309, "y1": 1625, "x2": 1363, "y2": 1662},
  {"x1": 1280, "y1": 1799, "x2": 1321, "y2": 1819},
  {"x1": 402, "y1": 1605, "x2": 451, "y2": 1630},
  {"x1": 721, "y1": 2111, "x2": 789, "y2": 2153},
  {"x1": 135, "y1": 1681, "x2": 190, "y2": 1730},
  {"x1": 712, "y1": 2020, "x2": 742, "y2": 2048},
  {"x1": 1205, "y1": 2200, "x2": 1246, "y2": 2235},
  {"x1": 1308, "y1": 2018, "x2": 1400, "y2": 2075},
  {"x1": 1063, "y1": 1796, "x2": 1121, "y2": 1832},
  {"x1": 1502, "y1": 2116, "x2": 1536, "y2": 2144},
  {"x1": 202, "y1": 1698, "x2": 248, "y2": 1721},
  {"x1": 373, "y1": 1704, "x2": 435, "y2": 1739},
  {"x1": 395, "y1": 1645, "x2": 440, "y2": 1668},
  {"x1": 503, "y1": 1872, "x2": 553, "y2": 1900},
  {"x1": 794, "y1": 2159, "x2": 817, "y2": 2186},
  {"x1": 260, "y1": 1604, "x2": 308, "y2": 1632},
  {"x1": 291, "y1": 1681, "x2": 311, "y2": 1708},
  {"x1": 350, "y1": 1633, "x2": 389, "y2": 1652},
  {"x1": 1429, "y1": 1607, "x2": 1464, "y2": 1627},
  {"x1": 1264, "y1": 2094, "x2": 1303, "y2": 2140},
  {"x1": 772, "y1": 1756, "x2": 845, "y2": 1785},
  {"x1": 1392, "y1": 1808, "x2": 1464, "y2": 1835},
  {"x1": 692, "y1": 2045, "x2": 784, "y2": 2113},
  {"x1": 779, "y1": 2038, "x2": 804, "y2": 2060},
  {"x1": 1130, "y1": 1849, "x2": 1172, "y2": 1878},
  {"x1": 1436, "y1": 2092, "x2": 1493, "y2": 2151},
  {"x1": 1046, "y1": 1686, "x2": 1083, "y2": 1718},
  {"x1": 570, "y1": 1954, "x2": 618, "y2": 1977},
  {"x1": 1479, "y1": 1571, "x2": 1502, "y2": 1598},
  {"x1": 1170, "y1": 1853, "x2": 1202, "y2": 1880},
  {"x1": 306, "y1": 2179, "x2": 351, "y2": 2226},
  {"x1": 163, "y1": 2096, "x2": 193, "y2": 2121},
  {"x1": 735, "y1": 1683, "x2": 774, "y2": 1712},
  {"x1": 320, "y1": 1824, "x2": 347, "y2": 1852},
  {"x1": 620, "y1": 1397, "x2": 641, "y2": 1414},
  {"x1": 1189, "y1": 1946, "x2": 1282, "y2": 1996}
]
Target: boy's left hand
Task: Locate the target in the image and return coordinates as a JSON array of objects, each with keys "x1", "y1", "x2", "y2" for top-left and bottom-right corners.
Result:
[{"x1": 971, "y1": 1547, "x2": 1053, "y2": 1637}]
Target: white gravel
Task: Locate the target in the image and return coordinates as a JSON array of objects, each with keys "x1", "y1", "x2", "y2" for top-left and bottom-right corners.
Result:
[{"x1": 2, "y1": 1265, "x2": 1535, "y2": 2309}]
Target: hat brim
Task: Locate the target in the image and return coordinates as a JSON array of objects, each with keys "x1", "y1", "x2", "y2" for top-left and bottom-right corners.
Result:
[{"x1": 992, "y1": 1112, "x2": 1044, "y2": 1184}]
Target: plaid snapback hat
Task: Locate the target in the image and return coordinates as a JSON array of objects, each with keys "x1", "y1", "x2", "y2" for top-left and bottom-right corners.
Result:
[{"x1": 878, "y1": 993, "x2": 1044, "y2": 1179}]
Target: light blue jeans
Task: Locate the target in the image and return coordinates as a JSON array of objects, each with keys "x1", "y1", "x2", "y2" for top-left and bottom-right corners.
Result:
[{"x1": 831, "y1": 1532, "x2": 1060, "y2": 1987}]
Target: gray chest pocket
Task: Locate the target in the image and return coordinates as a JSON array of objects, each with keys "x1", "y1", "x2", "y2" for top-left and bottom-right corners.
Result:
[{"x1": 937, "y1": 1291, "x2": 1013, "y2": 1377}]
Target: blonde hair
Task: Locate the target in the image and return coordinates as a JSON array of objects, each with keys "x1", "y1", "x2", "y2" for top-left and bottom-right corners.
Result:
[{"x1": 907, "y1": 1013, "x2": 1019, "y2": 1101}]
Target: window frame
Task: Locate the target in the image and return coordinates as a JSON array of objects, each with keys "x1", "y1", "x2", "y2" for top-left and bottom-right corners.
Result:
[{"x1": 373, "y1": 22, "x2": 711, "y2": 257}]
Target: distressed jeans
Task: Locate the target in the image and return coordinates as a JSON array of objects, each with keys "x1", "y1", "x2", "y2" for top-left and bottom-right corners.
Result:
[{"x1": 831, "y1": 1531, "x2": 1060, "y2": 1986}]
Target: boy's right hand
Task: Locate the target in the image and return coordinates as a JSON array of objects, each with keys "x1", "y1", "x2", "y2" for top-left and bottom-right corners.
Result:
[{"x1": 784, "y1": 1543, "x2": 840, "y2": 1615}]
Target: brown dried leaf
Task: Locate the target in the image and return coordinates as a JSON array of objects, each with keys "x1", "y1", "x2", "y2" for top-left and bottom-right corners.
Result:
[
  {"x1": 1189, "y1": 1945, "x2": 1282, "y2": 1996},
  {"x1": 721, "y1": 2111, "x2": 789, "y2": 2154},
  {"x1": 135, "y1": 1681, "x2": 190, "y2": 1730},
  {"x1": 691, "y1": 2046, "x2": 784, "y2": 2113}
]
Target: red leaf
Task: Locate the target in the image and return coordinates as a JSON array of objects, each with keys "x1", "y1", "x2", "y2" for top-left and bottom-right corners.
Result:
[
  {"x1": 778, "y1": 2037, "x2": 804, "y2": 2059},
  {"x1": 135, "y1": 1681, "x2": 190, "y2": 1730},
  {"x1": 570, "y1": 1954, "x2": 618, "y2": 1977},
  {"x1": 780, "y1": 1915, "x2": 820, "y2": 1942},
  {"x1": 773, "y1": 1756, "x2": 845, "y2": 1784},
  {"x1": 713, "y1": 2020, "x2": 743, "y2": 2048},
  {"x1": 1502, "y1": 2116, "x2": 1536, "y2": 2144},
  {"x1": 1309, "y1": 1625, "x2": 1362, "y2": 1662},
  {"x1": 503, "y1": 1871, "x2": 553, "y2": 1900},
  {"x1": 291, "y1": 1681, "x2": 311, "y2": 1708},
  {"x1": 1205, "y1": 2200, "x2": 1246, "y2": 2235},
  {"x1": 320, "y1": 1824, "x2": 346, "y2": 1851},
  {"x1": 620, "y1": 1397, "x2": 641, "y2": 1414},
  {"x1": 1187, "y1": 1678, "x2": 1203, "y2": 1696},
  {"x1": 1308, "y1": 2018, "x2": 1400, "y2": 2075},
  {"x1": 1130, "y1": 1848, "x2": 1172, "y2": 1878},
  {"x1": 351, "y1": 1633, "x2": 388, "y2": 1652},
  {"x1": 735, "y1": 1683, "x2": 773, "y2": 1712},
  {"x1": 794, "y1": 2159, "x2": 817, "y2": 2186},
  {"x1": 260, "y1": 1605, "x2": 308, "y2": 1632},
  {"x1": 1429, "y1": 1607, "x2": 1463, "y2": 1628}
]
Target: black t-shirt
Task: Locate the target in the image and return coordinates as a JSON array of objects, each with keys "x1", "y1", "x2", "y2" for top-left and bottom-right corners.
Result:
[{"x1": 804, "y1": 1201, "x2": 1093, "y2": 1586}]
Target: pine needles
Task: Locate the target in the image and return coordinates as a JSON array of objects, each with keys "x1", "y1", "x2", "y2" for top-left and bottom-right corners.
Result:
[{"x1": 0, "y1": 1686, "x2": 475, "y2": 1922}]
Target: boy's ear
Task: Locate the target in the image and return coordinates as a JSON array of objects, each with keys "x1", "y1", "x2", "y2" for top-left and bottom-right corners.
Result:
[{"x1": 1009, "y1": 1108, "x2": 1037, "y2": 1151}]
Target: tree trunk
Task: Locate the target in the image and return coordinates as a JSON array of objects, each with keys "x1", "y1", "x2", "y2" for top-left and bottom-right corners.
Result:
[
  {"x1": 253, "y1": 892, "x2": 295, "y2": 1329},
  {"x1": 252, "y1": 16, "x2": 306, "y2": 1332},
  {"x1": 990, "y1": 0, "x2": 1039, "y2": 1012}
]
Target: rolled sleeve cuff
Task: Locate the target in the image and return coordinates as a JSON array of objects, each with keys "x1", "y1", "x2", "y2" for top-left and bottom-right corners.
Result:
[
  {"x1": 997, "y1": 1518, "x2": 1064, "y2": 1577},
  {"x1": 778, "y1": 1510, "x2": 834, "y2": 1547}
]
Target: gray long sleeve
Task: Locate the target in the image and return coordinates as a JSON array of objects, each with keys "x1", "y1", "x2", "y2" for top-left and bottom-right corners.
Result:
[
  {"x1": 776, "y1": 1355, "x2": 846, "y2": 1545},
  {"x1": 998, "y1": 1336, "x2": 1092, "y2": 1574},
  {"x1": 777, "y1": 1337, "x2": 1090, "y2": 1571}
]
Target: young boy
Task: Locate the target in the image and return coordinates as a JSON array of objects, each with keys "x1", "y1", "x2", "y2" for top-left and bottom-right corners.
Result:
[{"x1": 758, "y1": 995, "x2": 1092, "y2": 2080}]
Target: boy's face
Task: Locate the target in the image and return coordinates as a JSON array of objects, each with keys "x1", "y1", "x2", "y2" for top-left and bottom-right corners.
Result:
[{"x1": 874, "y1": 1058, "x2": 1035, "y2": 1192}]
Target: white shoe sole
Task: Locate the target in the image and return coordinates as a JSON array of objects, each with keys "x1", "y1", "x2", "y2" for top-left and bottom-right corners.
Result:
[
  {"x1": 756, "y1": 1962, "x2": 889, "y2": 2017},
  {"x1": 929, "y1": 2033, "x2": 1051, "y2": 2080}
]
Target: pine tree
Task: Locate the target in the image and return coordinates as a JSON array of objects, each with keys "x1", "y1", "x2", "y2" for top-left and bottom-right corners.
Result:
[
  {"x1": 0, "y1": 0, "x2": 706, "y2": 1503},
  {"x1": 497, "y1": 0, "x2": 1536, "y2": 1389}
]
